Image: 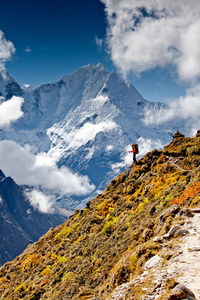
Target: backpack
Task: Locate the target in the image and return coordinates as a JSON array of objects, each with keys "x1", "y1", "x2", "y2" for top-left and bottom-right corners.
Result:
[{"x1": 134, "y1": 144, "x2": 139, "y2": 154}]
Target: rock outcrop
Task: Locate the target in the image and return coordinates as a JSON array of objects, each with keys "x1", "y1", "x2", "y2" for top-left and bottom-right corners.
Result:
[{"x1": 173, "y1": 130, "x2": 185, "y2": 139}]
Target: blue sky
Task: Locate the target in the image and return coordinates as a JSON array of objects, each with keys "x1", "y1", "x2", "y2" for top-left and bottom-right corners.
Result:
[
  {"x1": 0, "y1": 0, "x2": 199, "y2": 104},
  {"x1": 0, "y1": 0, "x2": 109, "y2": 84}
]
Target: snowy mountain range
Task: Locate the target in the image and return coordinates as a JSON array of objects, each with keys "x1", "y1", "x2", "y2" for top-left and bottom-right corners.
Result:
[{"x1": 0, "y1": 64, "x2": 183, "y2": 209}]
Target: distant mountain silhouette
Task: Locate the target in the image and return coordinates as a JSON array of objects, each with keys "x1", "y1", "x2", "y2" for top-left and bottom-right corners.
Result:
[{"x1": 0, "y1": 170, "x2": 69, "y2": 266}]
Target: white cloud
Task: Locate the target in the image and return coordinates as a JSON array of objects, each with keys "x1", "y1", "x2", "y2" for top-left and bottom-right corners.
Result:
[
  {"x1": 101, "y1": 0, "x2": 200, "y2": 81},
  {"x1": 111, "y1": 145, "x2": 132, "y2": 172},
  {"x1": 24, "y1": 47, "x2": 32, "y2": 53},
  {"x1": 0, "y1": 96, "x2": 24, "y2": 127},
  {"x1": 95, "y1": 36, "x2": 104, "y2": 51},
  {"x1": 143, "y1": 85, "x2": 200, "y2": 135},
  {"x1": 0, "y1": 30, "x2": 15, "y2": 67},
  {"x1": 111, "y1": 138, "x2": 163, "y2": 172},
  {"x1": 25, "y1": 189, "x2": 54, "y2": 213},
  {"x1": 0, "y1": 140, "x2": 95, "y2": 196},
  {"x1": 61, "y1": 120, "x2": 117, "y2": 150},
  {"x1": 136, "y1": 137, "x2": 163, "y2": 157}
]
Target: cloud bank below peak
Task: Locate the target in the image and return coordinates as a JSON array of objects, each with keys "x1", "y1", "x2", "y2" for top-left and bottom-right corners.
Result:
[
  {"x1": 0, "y1": 140, "x2": 95, "y2": 197},
  {"x1": 101, "y1": 0, "x2": 200, "y2": 82},
  {"x1": 0, "y1": 96, "x2": 24, "y2": 127},
  {"x1": 143, "y1": 85, "x2": 200, "y2": 135}
]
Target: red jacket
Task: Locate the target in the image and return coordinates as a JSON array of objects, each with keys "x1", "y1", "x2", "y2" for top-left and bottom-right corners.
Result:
[{"x1": 130, "y1": 144, "x2": 136, "y2": 154}]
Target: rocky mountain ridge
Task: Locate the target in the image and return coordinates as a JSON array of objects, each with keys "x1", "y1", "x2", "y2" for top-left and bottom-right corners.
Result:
[{"x1": 0, "y1": 132, "x2": 199, "y2": 299}]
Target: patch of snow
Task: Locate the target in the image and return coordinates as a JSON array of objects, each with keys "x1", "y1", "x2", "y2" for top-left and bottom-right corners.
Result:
[{"x1": 106, "y1": 145, "x2": 114, "y2": 152}]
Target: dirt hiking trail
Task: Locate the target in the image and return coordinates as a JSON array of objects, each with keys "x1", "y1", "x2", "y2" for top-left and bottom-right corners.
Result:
[
  {"x1": 164, "y1": 210, "x2": 200, "y2": 299},
  {"x1": 108, "y1": 209, "x2": 200, "y2": 300}
]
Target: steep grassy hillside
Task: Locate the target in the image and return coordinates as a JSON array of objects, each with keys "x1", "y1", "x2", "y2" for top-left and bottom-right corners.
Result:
[{"x1": 0, "y1": 134, "x2": 200, "y2": 299}]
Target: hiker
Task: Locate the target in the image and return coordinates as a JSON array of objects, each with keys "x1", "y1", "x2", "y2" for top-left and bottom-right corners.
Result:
[{"x1": 129, "y1": 144, "x2": 139, "y2": 164}]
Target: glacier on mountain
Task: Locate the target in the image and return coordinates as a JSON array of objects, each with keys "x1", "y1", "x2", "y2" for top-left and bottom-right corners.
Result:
[{"x1": 0, "y1": 64, "x2": 183, "y2": 209}]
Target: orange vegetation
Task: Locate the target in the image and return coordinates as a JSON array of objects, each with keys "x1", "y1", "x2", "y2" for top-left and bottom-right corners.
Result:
[{"x1": 172, "y1": 182, "x2": 200, "y2": 205}]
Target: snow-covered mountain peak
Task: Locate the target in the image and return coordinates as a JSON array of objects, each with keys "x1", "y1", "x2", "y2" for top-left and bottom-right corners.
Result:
[
  {"x1": 98, "y1": 70, "x2": 147, "y2": 119},
  {"x1": 21, "y1": 64, "x2": 111, "y2": 129},
  {"x1": 60, "y1": 63, "x2": 108, "y2": 83},
  {"x1": 23, "y1": 84, "x2": 35, "y2": 92}
]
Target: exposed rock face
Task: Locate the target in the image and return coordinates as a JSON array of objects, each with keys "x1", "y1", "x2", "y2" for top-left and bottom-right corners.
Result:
[
  {"x1": 166, "y1": 224, "x2": 181, "y2": 237},
  {"x1": 179, "y1": 208, "x2": 194, "y2": 217},
  {"x1": 144, "y1": 254, "x2": 162, "y2": 269},
  {"x1": 176, "y1": 229, "x2": 190, "y2": 236},
  {"x1": 195, "y1": 130, "x2": 200, "y2": 137},
  {"x1": 172, "y1": 284, "x2": 196, "y2": 300},
  {"x1": 159, "y1": 206, "x2": 180, "y2": 225}
]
